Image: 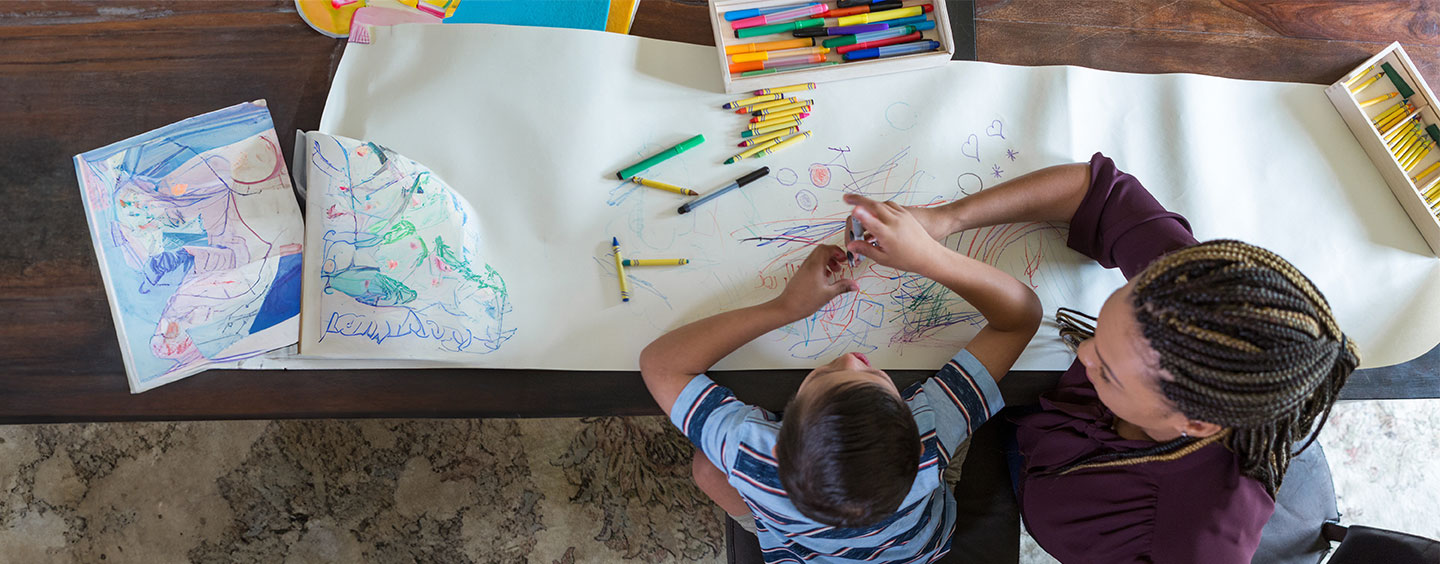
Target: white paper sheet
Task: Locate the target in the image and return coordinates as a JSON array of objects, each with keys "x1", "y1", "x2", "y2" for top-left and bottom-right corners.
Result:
[{"x1": 315, "y1": 24, "x2": 1440, "y2": 371}]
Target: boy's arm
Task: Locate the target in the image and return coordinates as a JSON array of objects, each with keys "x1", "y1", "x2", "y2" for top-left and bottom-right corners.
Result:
[
  {"x1": 639, "y1": 245, "x2": 857, "y2": 417},
  {"x1": 846, "y1": 196, "x2": 1042, "y2": 381}
]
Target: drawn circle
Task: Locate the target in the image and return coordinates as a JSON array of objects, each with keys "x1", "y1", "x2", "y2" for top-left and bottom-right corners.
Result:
[
  {"x1": 885, "y1": 102, "x2": 918, "y2": 131},
  {"x1": 809, "y1": 164, "x2": 831, "y2": 187},
  {"x1": 796, "y1": 189, "x2": 818, "y2": 212},
  {"x1": 956, "y1": 172, "x2": 984, "y2": 196},
  {"x1": 776, "y1": 168, "x2": 798, "y2": 186}
]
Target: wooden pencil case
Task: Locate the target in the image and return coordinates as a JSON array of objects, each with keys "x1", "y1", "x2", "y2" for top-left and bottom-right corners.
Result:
[
  {"x1": 1325, "y1": 42, "x2": 1440, "y2": 256},
  {"x1": 709, "y1": 0, "x2": 955, "y2": 94}
]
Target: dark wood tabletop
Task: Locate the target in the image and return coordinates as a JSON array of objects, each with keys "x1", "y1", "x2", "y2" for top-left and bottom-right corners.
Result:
[{"x1": 3, "y1": 0, "x2": 1438, "y2": 423}]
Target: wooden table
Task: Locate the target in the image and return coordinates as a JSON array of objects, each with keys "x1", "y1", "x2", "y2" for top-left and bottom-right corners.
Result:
[{"x1": 3, "y1": 1, "x2": 1438, "y2": 423}]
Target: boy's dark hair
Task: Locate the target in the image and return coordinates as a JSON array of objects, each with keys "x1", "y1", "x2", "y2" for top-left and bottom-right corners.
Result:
[{"x1": 775, "y1": 381, "x2": 920, "y2": 528}]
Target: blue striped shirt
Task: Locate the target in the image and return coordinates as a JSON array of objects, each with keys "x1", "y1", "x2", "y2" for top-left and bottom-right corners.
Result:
[{"x1": 670, "y1": 350, "x2": 1004, "y2": 563}]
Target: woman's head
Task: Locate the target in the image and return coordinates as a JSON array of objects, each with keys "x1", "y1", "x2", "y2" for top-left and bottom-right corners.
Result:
[{"x1": 1068, "y1": 240, "x2": 1359, "y2": 495}]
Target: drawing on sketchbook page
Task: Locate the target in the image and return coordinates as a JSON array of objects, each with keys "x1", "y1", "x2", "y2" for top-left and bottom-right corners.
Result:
[
  {"x1": 733, "y1": 140, "x2": 1069, "y2": 359},
  {"x1": 73, "y1": 101, "x2": 304, "y2": 391},
  {"x1": 303, "y1": 132, "x2": 515, "y2": 357}
]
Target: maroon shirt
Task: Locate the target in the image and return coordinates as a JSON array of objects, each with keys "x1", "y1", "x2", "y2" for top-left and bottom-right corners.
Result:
[{"x1": 1011, "y1": 154, "x2": 1274, "y2": 563}]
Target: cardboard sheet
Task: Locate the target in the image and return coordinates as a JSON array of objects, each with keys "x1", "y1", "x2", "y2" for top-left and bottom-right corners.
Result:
[{"x1": 314, "y1": 24, "x2": 1440, "y2": 371}]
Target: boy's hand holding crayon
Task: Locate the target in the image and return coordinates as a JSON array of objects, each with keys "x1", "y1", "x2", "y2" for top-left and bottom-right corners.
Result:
[
  {"x1": 774, "y1": 245, "x2": 859, "y2": 320},
  {"x1": 843, "y1": 194, "x2": 951, "y2": 276}
]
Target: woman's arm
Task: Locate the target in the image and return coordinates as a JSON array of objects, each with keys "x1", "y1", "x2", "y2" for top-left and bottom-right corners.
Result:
[{"x1": 910, "y1": 163, "x2": 1091, "y2": 239}]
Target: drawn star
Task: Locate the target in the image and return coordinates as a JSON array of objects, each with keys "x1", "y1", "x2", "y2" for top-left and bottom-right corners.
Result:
[
  {"x1": 991, "y1": 164, "x2": 1004, "y2": 178},
  {"x1": 1006, "y1": 148, "x2": 1019, "y2": 161}
]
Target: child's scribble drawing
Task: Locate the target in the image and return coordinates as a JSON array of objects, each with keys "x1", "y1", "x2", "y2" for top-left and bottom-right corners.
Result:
[
  {"x1": 301, "y1": 133, "x2": 515, "y2": 358},
  {"x1": 73, "y1": 101, "x2": 304, "y2": 391}
]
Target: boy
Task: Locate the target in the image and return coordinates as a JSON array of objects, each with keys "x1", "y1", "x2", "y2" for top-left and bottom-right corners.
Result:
[{"x1": 639, "y1": 194, "x2": 1041, "y2": 562}]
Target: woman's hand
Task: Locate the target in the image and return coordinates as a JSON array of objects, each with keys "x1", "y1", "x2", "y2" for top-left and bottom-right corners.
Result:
[
  {"x1": 844, "y1": 194, "x2": 950, "y2": 276},
  {"x1": 773, "y1": 244, "x2": 858, "y2": 320}
]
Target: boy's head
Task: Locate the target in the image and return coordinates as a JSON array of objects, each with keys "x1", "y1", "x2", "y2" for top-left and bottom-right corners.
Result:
[{"x1": 775, "y1": 352, "x2": 920, "y2": 528}]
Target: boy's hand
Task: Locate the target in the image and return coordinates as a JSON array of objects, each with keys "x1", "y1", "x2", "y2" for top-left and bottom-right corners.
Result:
[
  {"x1": 774, "y1": 245, "x2": 858, "y2": 320},
  {"x1": 844, "y1": 194, "x2": 949, "y2": 275}
]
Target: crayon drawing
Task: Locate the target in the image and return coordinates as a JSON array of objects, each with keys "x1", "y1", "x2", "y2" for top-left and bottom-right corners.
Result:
[
  {"x1": 73, "y1": 101, "x2": 304, "y2": 392},
  {"x1": 300, "y1": 133, "x2": 515, "y2": 359}
]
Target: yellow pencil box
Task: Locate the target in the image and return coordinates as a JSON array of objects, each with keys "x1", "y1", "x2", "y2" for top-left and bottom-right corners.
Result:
[
  {"x1": 709, "y1": 0, "x2": 956, "y2": 94},
  {"x1": 1325, "y1": 42, "x2": 1440, "y2": 256}
]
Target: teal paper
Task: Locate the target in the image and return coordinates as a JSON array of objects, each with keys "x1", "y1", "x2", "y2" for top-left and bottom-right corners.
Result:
[{"x1": 445, "y1": 0, "x2": 610, "y2": 31}]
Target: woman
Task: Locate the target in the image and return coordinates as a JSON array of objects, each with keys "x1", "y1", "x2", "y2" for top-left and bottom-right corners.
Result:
[{"x1": 885, "y1": 153, "x2": 1359, "y2": 562}]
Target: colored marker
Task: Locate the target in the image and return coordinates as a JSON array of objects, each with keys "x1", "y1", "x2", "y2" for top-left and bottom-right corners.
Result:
[
  {"x1": 727, "y1": 137, "x2": 784, "y2": 163},
  {"x1": 737, "y1": 126, "x2": 800, "y2": 147},
  {"x1": 724, "y1": 3, "x2": 820, "y2": 22},
  {"x1": 878, "y1": 14, "x2": 930, "y2": 28},
  {"x1": 836, "y1": 0, "x2": 871, "y2": 7},
  {"x1": 731, "y1": 46, "x2": 830, "y2": 63},
  {"x1": 743, "y1": 119, "x2": 804, "y2": 137},
  {"x1": 842, "y1": 39, "x2": 941, "y2": 61},
  {"x1": 623, "y1": 259, "x2": 689, "y2": 266},
  {"x1": 836, "y1": 4, "x2": 933, "y2": 27},
  {"x1": 741, "y1": 62, "x2": 839, "y2": 76},
  {"x1": 729, "y1": 54, "x2": 826, "y2": 74},
  {"x1": 826, "y1": 0, "x2": 902, "y2": 19},
  {"x1": 751, "y1": 99, "x2": 814, "y2": 115},
  {"x1": 750, "y1": 106, "x2": 810, "y2": 122},
  {"x1": 733, "y1": 3, "x2": 828, "y2": 30},
  {"x1": 724, "y1": 37, "x2": 817, "y2": 55},
  {"x1": 616, "y1": 134, "x2": 705, "y2": 179},
  {"x1": 612, "y1": 237, "x2": 629, "y2": 302},
  {"x1": 753, "y1": 130, "x2": 812, "y2": 159},
  {"x1": 737, "y1": 17, "x2": 824, "y2": 39},
  {"x1": 824, "y1": 22, "x2": 933, "y2": 47},
  {"x1": 753, "y1": 112, "x2": 810, "y2": 129},
  {"x1": 837, "y1": 31, "x2": 924, "y2": 54},
  {"x1": 631, "y1": 177, "x2": 699, "y2": 196},
  {"x1": 678, "y1": 167, "x2": 770, "y2": 214},
  {"x1": 1347, "y1": 71, "x2": 1385, "y2": 93},
  {"x1": 753, "y1": 83, "x2": 817, "y2": 96},
  {"x1": 793, "y1": 22, "x2": 887, "y2": 38},
  {"x1": 1358, "y1": 91, "x2": 1398, "y2": 108},
  {"x1": 847, "y1": 214, "x2": 863, "y2": 266},
  {"x1": 723, "y1": 93, "x2": 784, "y2": 110}
]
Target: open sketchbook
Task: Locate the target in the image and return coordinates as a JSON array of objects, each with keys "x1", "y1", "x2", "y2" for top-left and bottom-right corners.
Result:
[{"x1": 73, "y1": 101, "x2": 304, "y2": 392}]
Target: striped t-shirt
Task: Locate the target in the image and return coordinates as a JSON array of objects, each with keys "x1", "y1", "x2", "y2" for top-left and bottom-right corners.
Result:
[{"x1": 669, "y1": 350, "x2": 1004, "y2": 563}]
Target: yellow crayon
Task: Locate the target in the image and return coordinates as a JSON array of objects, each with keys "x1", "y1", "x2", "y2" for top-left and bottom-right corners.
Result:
[
  {"x1": 1393, "y1": 126, "x2": 1424, "y2": 153},
  {"x1": 727, "y1": 137, "x2": 784, "y2": 163},
  {"x1": 1403, "y1": 143, "x2": 1432, "y2": 170},
  {"x1": 753, "y1": 82, "x2": 817, "y2": 95},
  {"x1": 754, "y1": 131, "x2": 813, "y2": 158},
  {"x1": 723, "y1": 93, "x2": 784, "y2": 110},
  {"x1": 740, "y1": 97, "x2": 799, "y2": 113},
  {"x1": 1343, "y1": 63, "x2": 1379, "y2": 87},
  {"x1": 753, "y1": 112, "x2": 808, "y2": 129},
  {"x1": 1347, "y1": 71, "x2": 1384, "y2": 93},
  {"x1": 612, "y1": 237, "x2": 629, "y2": 303},
  {"x1": 1425, "y1": 176, "x2": 1440, "y2": 199},
  {"x1": 754, "y1": 100, "x2": 814, "y2": 116},
  {"x1": 746, "y1": 116, "x2": 803, "y2": 133},
  {"x1": 1388, "y1": 125, "x2": 1420, "y2": 149},
  {"x1": 1359, "y1": 92, "x2": 1398, "y2": 107},
  {"x1": 750, "y1": 106, "x2": 811, "y2": 122},
  {"x1": 1412, "y1": 161, "x2": 1440, "y2": 183},
  {"x1": 631, "y1": 177, "x2": 699, "y2": 196},
  {"x1": 731, "y1": 46, "x2": 829, "y2": 63},
  {"x1": 1397, "y1": 138, "x2": 1429, "y2": 166},
  {"x1": 1372, "y1": 101, "x2": 1405, "y2": 124},
  {"x1": 1392, "y1": 133, "x2": 1422, "y2": 160},
  {"x1": 622, "y1": 258, "x2": 689, "y2": 266},
  {"x1": 1381, "y1": 113, "x2": 1418, "y2": 141},
  {"x1": 738, "y1": 126, "x2": 799, "y2": 147},
  {"x1": 1378, "y1": 107, "x2": 1412, "y2": 132}
]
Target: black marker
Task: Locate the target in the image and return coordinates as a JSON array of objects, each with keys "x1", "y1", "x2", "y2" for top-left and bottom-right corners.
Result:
[{"x1": 678, "y1": 167, "x2": 770, "y2": 214}]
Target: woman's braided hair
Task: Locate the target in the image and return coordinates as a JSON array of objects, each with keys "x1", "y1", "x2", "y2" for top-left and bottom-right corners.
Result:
[{"x1": 1055, "y1": 240, "x2": 1360, "y2": 496}]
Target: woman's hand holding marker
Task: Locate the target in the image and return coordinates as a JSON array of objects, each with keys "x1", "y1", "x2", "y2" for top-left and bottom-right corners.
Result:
[{"x1": 843, "y1": 194, "x2": 949, "y2": 276}]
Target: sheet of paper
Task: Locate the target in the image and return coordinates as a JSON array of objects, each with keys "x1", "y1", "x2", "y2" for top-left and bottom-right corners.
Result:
[
  {"x1": 73, "y1": 101, "x2": 305, "y2": 391},
  {"x1": 298, "y1": 131, "x2": 516, "y2": 359},
  {"x1": 317, "y1": 24, "x2": 1440, "y2": 371}
]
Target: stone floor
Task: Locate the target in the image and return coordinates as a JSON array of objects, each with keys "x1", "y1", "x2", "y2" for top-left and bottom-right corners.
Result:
[{"x1": 0, "y1": 399, "x2": 1436, "y2": 563}]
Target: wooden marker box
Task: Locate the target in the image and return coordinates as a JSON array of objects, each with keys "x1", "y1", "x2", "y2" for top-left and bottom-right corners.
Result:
[
  {"x1": 1325, "y1": 42, "x2": 1440, "y2": 256},
  {"x1": 709, "y1": 0, "x2": 955, "y2": 94}
]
